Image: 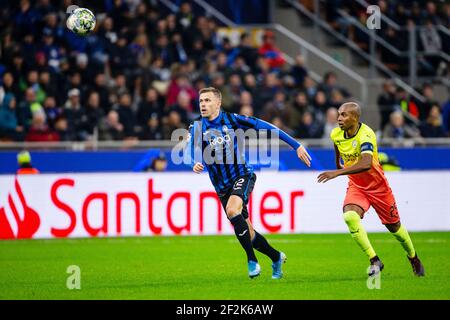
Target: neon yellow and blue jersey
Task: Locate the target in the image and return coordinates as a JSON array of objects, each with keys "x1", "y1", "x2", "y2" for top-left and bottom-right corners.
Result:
[{"x1": 185, "y1": 111, "x2": 301, "y2": 193}]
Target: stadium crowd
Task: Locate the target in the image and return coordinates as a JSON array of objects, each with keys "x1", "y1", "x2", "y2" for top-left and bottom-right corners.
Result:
[
  {"x1": 322, "y1": 0, "x2": 449, "y2": 77},
  {"x1": 0, "y1": 0, "x2": 449, "y2": 143}
]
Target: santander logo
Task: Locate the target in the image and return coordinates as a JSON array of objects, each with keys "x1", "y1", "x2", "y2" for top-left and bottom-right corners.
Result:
[
  {"x1": 0, "y1": 178, "x2": 41, "y2": 239},
  {"x1": 0, "y1": 174, "x2": 306, "y2": 239}
]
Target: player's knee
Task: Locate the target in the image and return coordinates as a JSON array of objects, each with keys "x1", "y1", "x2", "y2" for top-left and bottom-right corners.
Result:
[
  {"x1": 226, "y1": 205, "x2": 241, "y2": 219},
  {"x1": 386, "y1": 222, "x2": 401, "y2": 233},
  {"x1": 343, "y1": 211, "x2": 360, "y2": 230}
]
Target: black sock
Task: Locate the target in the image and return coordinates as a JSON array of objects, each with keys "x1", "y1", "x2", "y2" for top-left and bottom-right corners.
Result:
[
  {"x1": 230, "y1": 214, "x2": 257, "y2": 262},
  {"x1": 252, "y1": 231, "x2": 280, "y2": 263}
]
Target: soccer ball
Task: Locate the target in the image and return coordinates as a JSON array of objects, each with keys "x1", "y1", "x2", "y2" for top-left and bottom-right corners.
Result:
[{"x1": 66, "y1": 8, "x2": 96, "y2": 36}]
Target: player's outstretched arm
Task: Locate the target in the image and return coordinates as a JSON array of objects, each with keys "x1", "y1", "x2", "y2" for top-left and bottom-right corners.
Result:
[
  {"x1": 183, "y1": 121, "x2": 204, "y2": 170},
  {"x1": 317, "y1": 153, "x2": 372, "y2": 183},
  {"x1": 234, "y1": 114, "x2": 311, "y2": 167}
]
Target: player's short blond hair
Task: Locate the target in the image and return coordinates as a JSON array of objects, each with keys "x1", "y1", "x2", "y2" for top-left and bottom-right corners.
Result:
[{"x1": 199, "y1": 87, "x2": 222, "y2": 101}]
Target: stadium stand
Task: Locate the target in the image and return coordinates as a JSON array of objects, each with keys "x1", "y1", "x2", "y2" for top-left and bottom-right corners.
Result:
[{"x1": 0, "y1": 0, "x2": 448, "y2": 145}]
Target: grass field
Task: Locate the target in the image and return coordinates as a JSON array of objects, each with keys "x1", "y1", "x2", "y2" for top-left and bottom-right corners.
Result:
[{"x1": 0, "y1": 232, "x2": 449, "y2": 300}]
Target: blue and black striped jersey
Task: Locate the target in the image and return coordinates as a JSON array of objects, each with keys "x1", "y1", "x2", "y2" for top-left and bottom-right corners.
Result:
[{"x1": 185, "y1": 111, "x2": 301, "y2": 194}]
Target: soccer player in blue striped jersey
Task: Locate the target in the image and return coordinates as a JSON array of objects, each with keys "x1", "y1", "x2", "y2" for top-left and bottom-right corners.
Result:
[{"x1": 184, "y1": 87, "x2": 312, "y2": 279}]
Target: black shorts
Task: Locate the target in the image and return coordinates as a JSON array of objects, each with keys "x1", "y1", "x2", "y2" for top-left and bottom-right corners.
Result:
[{"x1": 218, "y1": 173, "x2": 256, "y2": 219}]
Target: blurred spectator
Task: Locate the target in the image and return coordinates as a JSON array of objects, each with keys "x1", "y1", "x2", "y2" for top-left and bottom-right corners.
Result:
[
  {"x1": 131, "y1": 33, "x2": 152, "y2": 69},
  {"x1": 109, "y1": 34, "x2": 136, "y2": 75},
  {"x1": 111, "y1": 73, "x2": 130, "y2": 97},
  {"x1": 165, "y1": 73, "x2": 196, "y2": 109},
  {"x1": 14, "y1": 0, "x2": 40, "y2": 37},
  {"x1": 99, "y1": 110, "x2": 124, "y2": 141},
  {"x1": 43, "y1": 96, "x2": 61, "y2": 129},
  {"x1": 258, "y1": 30, "x2": 286, "y2": 70},
  {"x1": 296, "y1": 110, "x2": 323, "y2": 139},
  {"x1": 162, "y1": 110, "x2": 184, "y2": 139},
  {"x1": 396, "y1": 87, "x2": 419, "y2": 120},
  {"x1": 290, "y1": 55, "x2": 308, "y2": 86},
  {"x1": 382, "y1": 111, "x2": 422, "y2": 140},
  {"x1": 243, "y1": 73, "x2": 258, "y2": 97},
  {"x1": 169, "y1": 33, "x2": 189, "y2": 65},
  {"x1": 289, "y1": 91, "x2": 310, "y2": 129},
  {"x1": 303, "y1": 76, "x2": 318, "y2": 101},
  {"x1": 329, "y1": 89, "x2": 345, "y2": 109},
  {"x1": 378, "y1": 152, "x2": 401, "y2": 171},
  {"x1": 318, "y1": 71, "x2": 351, "y2": 100},
  {"x1": 168, "y1": 90, "x2": 193, "y2": 125},
  {"x1": 25, "y1": 110, "x2": 60, "y2": 142},
  {"x1": 238, "y1": 32, "x2": 259, "y2": 71},
  {"x1": 92, "y1": 73, "x2": 111, "y2": 113},
  {"x1": 140, "y1": 113, "x2": 163, "y2": 140},
  {"x1": 0, "y1": 72, "x2": 19, "y2": 102},
  {"x1": 417, "y1": 83, "x2": 439, "y2": 121},
  {"x1": 419, "y1": 20, "x2": 443, "y2": 75},
  {"x1": 322, "y1": 107, "x2": 339, "y2": 139},
  {"x1": 85, "y1": 92, "x2": 104, "y2": 136},
  {"x1": 233, "y1": 91, "x2": 253, "y2": 115},
  {"x1": 222, "y1": 73, "x2": 243, "y2": 112},
  {"x1": 17, "y1": 88, "x2": 39, "y2": 130},
  {"x1": 39, "y1": 71, "x2": 57, "y2": 99},
  {"x1": 176, "y1": 1, "x2": 194, "y2": 30},
  {"x1": 25, "y1": 70, "x2": 46, "y2": 104},
  {"x1": 117, "y1": 93, "x2": 138, "y2": 139},
  {"x1": 258, "y1": 72, "x2": 282, "y2": 109},
  {"x1": 16, "y1": 150, "x2": 40, "y2": 175},
  {"x1": 313, "y1": 90, "x2": 328, "y2": 114},
  {"x1": 137, "y1": 87, "x2": 164, "y2": 129},
  {"x1": 54, "y1": 115, "x2": 74, "y2": 141},
  {"x1": 380, "y1": 26, "x2": 407, "y2": 73},
  {"x1": 419, "y1": 105, "x2": 447, "y2": 138},
  {"x1": 145, "y1": 153, "x2": 168, "y2": 172},
  {"x1": 378, "y1": 80, "x2": 398, "y2": 130},
  {"x1": 0, "y1": 94, "x2": 24, "y2": 141},
  {"x1": 63, "y1": 88, "x2": 89, "y2": 141}
]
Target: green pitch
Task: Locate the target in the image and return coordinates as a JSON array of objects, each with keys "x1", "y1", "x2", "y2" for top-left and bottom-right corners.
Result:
[{"x1": 0, "y1": 232, "x2": 449, "y2": 300}]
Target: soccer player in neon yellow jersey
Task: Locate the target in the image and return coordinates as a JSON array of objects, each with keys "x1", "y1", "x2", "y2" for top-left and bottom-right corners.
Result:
[{"x1": 317, "y1": 102, "x2": 425, "y2": 277}]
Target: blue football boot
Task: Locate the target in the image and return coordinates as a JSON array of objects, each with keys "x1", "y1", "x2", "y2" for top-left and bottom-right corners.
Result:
[
  {"x1": 271, "y1": 252, "x2": 287, "y2": 279},
  {"x1": 248, "y1": 260, "x2": 261, "y2": 278}
]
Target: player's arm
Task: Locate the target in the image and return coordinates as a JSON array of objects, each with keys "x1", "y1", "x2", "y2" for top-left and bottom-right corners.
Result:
[
  {"x1": 334, "y1": 144, "x2": 343, "y2": 170},
  {"x1": 317, "y1": 151, "x2": 372, "y2": 183},
  {"x1": 184, "y1": 122, "x2": 204, "y2": 173},
  {"x1": 234, "y1": 114, "x2": 312, "y2": 167}
]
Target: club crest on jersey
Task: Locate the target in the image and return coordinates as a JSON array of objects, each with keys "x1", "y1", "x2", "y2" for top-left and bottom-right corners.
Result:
[{"x1": 352, "y1": 140, "x2": 358, "y2": 148}]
